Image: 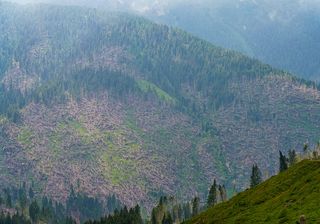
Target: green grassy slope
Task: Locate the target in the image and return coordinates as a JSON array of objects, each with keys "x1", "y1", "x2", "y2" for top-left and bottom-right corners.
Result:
[{"x1": 187, "y1": 160, "x2": 320, "y2": 224}]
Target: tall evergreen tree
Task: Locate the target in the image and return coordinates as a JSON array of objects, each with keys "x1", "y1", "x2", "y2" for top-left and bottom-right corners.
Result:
[
  {"x1": 250, "y1": 164, "x2": 262, "y2": 188},
  {"x1": 29, "y1": 187, "x2": 35, "y2": 199},
  {"x1": 183, "y1": 202, "x2": 191, "y2": 220},
  {"x1": 177, "y1": 204, "x2": 183, "y2": 222},
  {"x1": 151, "y1": 208, "x2": 157, "y2": 224},
  {"x1": 19, "y1": 184, "x2": 27, "y2": 211},
  {"x1": 218, "y1": 185, "x2": 227, "y2": 202},
  {"x1": 192, "y1": 197, "x2": 200, "y2": 217},
  {"x1": 303, "y1": 143, "x2": 309, "y2": 153},
  {"x1": 65, "y1": 217, "x2": 77, "y2": 224},
  {"x1": 288, "y1": 149, "x2": 297, "y2": 166},
  {"x1": 207, "y1": 179, "x2": 217, "y2": 207},
  {"x1": 162, "y1": 213, "x2": 173, "y2": 224},
  {"x1": 29, "y1": 200, "x2": 40, "y2": 223},
  {"x1": 133, "y1": 205, "x2": 143, "y2": 224},
  {"x1": 4, "y1": 189, "x2": 12, "y2": 208},
  {"x1": 279, "y1": 151, "x2": 288, "y2": 172}
]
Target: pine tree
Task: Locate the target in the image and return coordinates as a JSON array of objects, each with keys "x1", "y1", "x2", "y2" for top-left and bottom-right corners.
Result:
[
  {"x1": 29, "y1": 187, "x2": 34, "y2": 199},
  {"x1": 250, "y1": 164, "x2": 262, "y2": 188},
  {"x1": 133, "y1": 205, "x2": 143, "y2": 224},
  {"x1": 303, "y1": 143, "x2": 309, "y2": 153},
  {"x1": 29, "y1": 200, "x2": 40, "y2": 223},
  {"x1": 151, "y1": 208, "x2": 157, "y2": 224},
  {"x1": 279, "y1": 151, "x2": 288, "y2": 172},
  {"x1": 65, "y1": 217, "x2": 77, "y2": 224},
  {"x1": 183, "y1": 202, "x2": 191, "y2": 220},
  {"x1": 218, "y1": 185, "x2": 227, "y2": 202},
  {"x1": 4, "y1": 189, "x2": 12, "y2": 208},
  {"x1": 162, "y1": 213, "x2": 173, "y2": 224},
  {"x1": 177, "y1": 204, "x2": 183, "y2": 222},
  {"x1": 288, "y1": 149, "x2": 297, "y2": 166},
  {"x1": 192, "y1": 197, "x2": 200, "y2": 217},
  {"x1": 19, "y1": 184, "x2": 27, "y2": 211},
  {"x1": 207, "y1": 179, "x2": 217, "y2": 207}
]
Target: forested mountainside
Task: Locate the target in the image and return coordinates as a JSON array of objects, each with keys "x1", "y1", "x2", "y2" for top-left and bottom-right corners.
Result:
[
  {"x1": 145, "y1": 0, "x2": 320, "y2": 81},
  {"x1": 1, "y1": 1, "x2": 320, "y2": 211},
  {"x1": 187, "y1": 160, "x2": 320, "y2": 223},
  {"x1": 8, "y1": 0, "x2": 320, "y2": 80}
]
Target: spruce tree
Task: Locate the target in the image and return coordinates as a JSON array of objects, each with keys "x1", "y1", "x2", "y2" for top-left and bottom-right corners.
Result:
[
  {"x1": 303, "y1": 143, "x2": 309, "y2": 153},
  {"x1": 183, "y1": 202, "x2": 191, "y2": 220},
  {"x1": 218, "y1": 185, "x2": 227, "y2": 202},
  {"x1": 133, "y1": 205, "x2": 143, "y2": 224},
  {"x1": 192, "y1": 197, "x2": 200, "y2": 217},
  {"x1": 207, "y1": 179, "x2": 217, "y2": 207},
  {"x1": 177, "y1": 204, "x2": 183, "y2": 222},
  {"x1": 5, "y1": 190, "x2": 12, "y2": 208},
  {"x1": 279, "y1": 151, "x2": 288, "y2": 172},
  {"x1": 19, "y1": 185, "x2": 27, "y2": 211},
  {"x1": 162, "y1": 213, "x2": 173, "y2": 224},
  {"x1": 29, "y1": 187, "x2": 34, "y2": 199},
  {"x1": 288, "y1": 149, "x2": 297, "y2": 166},
  {"x1": 65, "y1": 217, "x2": 77, "y2": 224},
  {"x1": 151, "y1": 208, "x2": 157, "y2": 224},
  {"x1": 250, "y1": 164, "x2": 262, "y2": 188},
  {"x1": 29, "y1": 200, "x2": 40, "y2": 223}
]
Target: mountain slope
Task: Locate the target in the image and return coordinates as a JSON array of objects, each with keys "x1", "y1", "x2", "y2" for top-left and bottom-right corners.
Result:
[
  {"x1": 0, "y1": 2, "x2": 320, "y2": 209},
  {"x1": 8, "y1": 0, "x2": 320, "y2": 80},
  {"x1": 187, "y1": 160, "x2": 320, "y2": 223},
  {"x1": 146, "y1": 0, "x2": 320, "y2": 80}
]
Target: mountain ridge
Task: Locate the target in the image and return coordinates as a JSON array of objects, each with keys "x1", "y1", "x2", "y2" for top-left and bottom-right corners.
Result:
[{"x1": 6, "y1": 0, "x2": 320, "y2": 80}]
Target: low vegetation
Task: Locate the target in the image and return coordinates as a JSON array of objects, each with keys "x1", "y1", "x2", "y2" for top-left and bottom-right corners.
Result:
[{"x1": 186, "y1": 160, "x2": 320, "y2": 223}]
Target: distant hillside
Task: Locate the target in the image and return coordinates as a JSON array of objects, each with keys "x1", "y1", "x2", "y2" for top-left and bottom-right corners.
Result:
[
  {"x1": 8, "y1": 0, "x2": 320, "y2": 80},
  {"x1": 187, "y1": 160, "x2": 320, "y2": 224},
  {"x1": 146, "y1": 0, "x2": 320, "y2": 81},
  {"x1": 0, "y1": 2, "x2": 320, "y2": 210}
]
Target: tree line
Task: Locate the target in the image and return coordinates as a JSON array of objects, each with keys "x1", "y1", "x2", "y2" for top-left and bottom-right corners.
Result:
[{"x1": 0, "y1": 183, "x2": 122, "y2": 224}]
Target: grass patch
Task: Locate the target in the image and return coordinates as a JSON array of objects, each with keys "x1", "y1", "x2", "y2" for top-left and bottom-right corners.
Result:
[
  {"x1": 101, "y1": 129, "x2": 143, "y2": 186},
  {"x1": 187, "y1": 160, "x2": 320, "y2": 224},
  {"x1": 17, "y1": 127, "x2": 33, "y2": 147},
  {"x1": 137, "y1": 79, "x2": 176, "y2": 104}
]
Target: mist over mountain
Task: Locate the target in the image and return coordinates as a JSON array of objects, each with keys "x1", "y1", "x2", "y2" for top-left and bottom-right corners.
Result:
[
  {"x1": 7, "y1": 0, "x2": 320, "y2": 80},
  {"x1": 150, "y1": 0, "x2": 320, "y2": 80}
]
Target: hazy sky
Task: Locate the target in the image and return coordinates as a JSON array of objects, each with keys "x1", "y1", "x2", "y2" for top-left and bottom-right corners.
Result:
[
  {"x1": 8, "y1": 0, "x2": 320, "y2": 10},
  {"x1": 5, "y1": 0, "x2": 320, "y2": 22},
  {"x1": 9, "y1": 0, "x2": 320, "y2": 13}
]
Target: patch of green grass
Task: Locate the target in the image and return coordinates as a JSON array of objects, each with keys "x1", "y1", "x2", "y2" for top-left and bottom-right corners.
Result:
[
  {"x1": 69, "y1": 120, "x2": 88, "y2": 135},
  {"x1": 17, "y1": 127, "x2": 33, "y2": 147},
  {"x1": 62, "y1": 120, "x2": 101, "y2": 145},
  {"x1": 50, "y1": 121, "x2": 89, "y2": 159},
  {"x1": 202, "y1": 134, "x2": 227, "y2": 176},
  {"x1": 124, "y1": 111, "x2": 144, "y2": 136},
  {"x1": 67, "y1": 119, "x2": 94, "y2": 144},
  {"x1": 187, "y1": 160, "x2": 320, "y2": 224},
  {"x1": 101, "y1": 129, "x2": 143, "y2": 186},
  {"x1": 137, "y1": 79, "x2": 176, "y2": 104},
  {"x1": 48, "y1": 131, "x2": 63, "y2": 157},
  {"x1": 102, "y1": 151, "x2": 139, "y2": 186}
]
